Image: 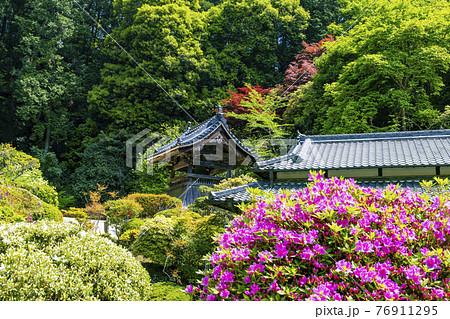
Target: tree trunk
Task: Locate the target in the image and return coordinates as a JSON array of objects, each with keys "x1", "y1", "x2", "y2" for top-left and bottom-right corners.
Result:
[
  {"x1": 44, "y1": 124, "x2": 50, "y2": 152},
  {"x1": 402, "y1": 108, "x2": 406, "y2": 131}
]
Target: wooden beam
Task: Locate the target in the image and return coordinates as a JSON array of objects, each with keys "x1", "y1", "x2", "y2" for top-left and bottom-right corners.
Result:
[
  {"x1": 170, "y1": 172, "x2": 224, "y2": 184},
  {"x1": 187, "y1": 173, "x2": 223, "y2": 181},
  {"x1": 170, "y1": 174, "x2": 188, "y2": 184},
  {"x1": 173, "y1": 161, "x2": 189, "y2": 171}
]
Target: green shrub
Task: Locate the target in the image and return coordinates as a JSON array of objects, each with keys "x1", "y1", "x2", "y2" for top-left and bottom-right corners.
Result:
[
  {"x1": 126, "y1": 193, "x2": 182, "y2": 218},
  {"x1": 0, "y1": 221, "x2": 152, "y2": 300},
  {"x1": 121, "y1": 218, "x2": 145, "y2": 234},
  {"x1": 105, "y1": 199, "x2": 143, "y2": 221},
  {"x1": 0, "y1": 185, "x2": 43, "y2": 218},
  {"x1": 131, "y1": 215, "x2": 175, "y2": 265},
  {"x1": 13, "y1": 182, "x2": 59, "y2": 207},
  {"x1": 148, "y1": 282, "x2": 189, "y2": 301},
  {"x1": 105, "y1": 199, "x2": 143, "y2": 233},
  {"x1": 119, "y1": 229, "x2": 140, "y2": 248},
  {"x1": 198, "y1": 174, "x2": 257, "y2": 193},
  {"x1": 63, "y1": 207, "x2": 87, "y2": 219},
  {"x1": 155, "y1": 207, "x2": 202, "y2": 219},
  {"x1": 62, "y1": 207, "x2": 95, "y2": 231},
  {"x1": 131, "y1": 212, "x2": 223, "y2": 284},
  {"x1": 0, "y1": 201, "x2": 25, "y2": 223},
  {"x1": 40, "y1": 202, "x2": 63, "y2": 222}
]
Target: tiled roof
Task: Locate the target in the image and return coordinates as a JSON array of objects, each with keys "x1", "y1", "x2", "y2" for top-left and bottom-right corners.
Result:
[
  {"x1": 256, "y1": 130, "x2": 450, "y2": 171},
  {"x1": 207, "y1": 179, "x2": 426, "y2": 206},
  {"x1": 146, "y1": 109, "x2": 256, "y2": 161}
]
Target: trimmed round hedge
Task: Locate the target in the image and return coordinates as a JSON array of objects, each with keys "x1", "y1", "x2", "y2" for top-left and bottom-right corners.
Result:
[{"x1": 0, "y1": 221, "x2": 152, "y2": 300}]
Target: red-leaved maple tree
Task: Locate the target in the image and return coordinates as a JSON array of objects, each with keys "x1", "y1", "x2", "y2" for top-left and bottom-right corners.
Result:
[
  {"x1": 280, "y1": 35, "x2": 334, "y2": 96},
  {"x1": 222, "y1": 85, "x2": 272, "y2": 131}
]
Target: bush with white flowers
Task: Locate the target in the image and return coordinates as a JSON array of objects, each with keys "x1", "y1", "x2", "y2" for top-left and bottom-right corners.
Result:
[{"x1": 0, "y1": 220, "x2": 152, "y2": 300}]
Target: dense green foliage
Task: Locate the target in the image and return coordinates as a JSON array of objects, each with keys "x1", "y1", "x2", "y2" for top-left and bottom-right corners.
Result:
[
  {"x1": 199, "y1": 174, "x2": 257, "y2": 193},
  {"x1": 120, "y1": 217, "x2": 145, "y2": 234},
  {"x1": 126, "y1": 193, "x2": 182, "y2": 218},
  {"x1": 289, "y1": 0, "x2": 450, "y2": 134},
  {"x1": 148, "y1": 282, "x2": 190, "y2": 301},
  {"x1": 39, "y1": 203, "x2": 64, "y2": 222},
  {"x1": 105, "y1": 199, "x2": 143, "y2": 224},
  {"x1": 0, "y1": 221, "x2": 152, "y2": 300},
  {"x1": 131, "y1": 211, "x2": 226, "y2": 283}
]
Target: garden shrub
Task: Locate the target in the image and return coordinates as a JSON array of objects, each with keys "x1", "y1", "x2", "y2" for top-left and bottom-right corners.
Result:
[
  {"x1": 155, "y1": 207, "x2": 202, "y2": 219},
  {"x1": 63, "y1": 207, "x2": 87, "y2": 219},
  {"x1": 40, "y1": 202, "x2": 63, "y2": 222},
  {"x1": 62, "y1": 207, "x2": 95, "y2": 231},
  {"x1": 131, "y1": 212, "x2": 224, "y2": 284},
  {"x1": 126, "y1": 193, "x2": 182, "y2": 218},
  {"x1": 148, "y1": 282, "x2": 189, "y2": 301},
  {"x1": 131, "y1": 215, "x2": 176, "y2": 265},
  {"x1": 119, "y1": 218, "x2": 145, "y2": 248},
  {"x1": 0, "y1": 221, "x2": 152, "y2": 300},
  {"x1": 13, "y1": 181, "x2": 59, "y2": 207},
  {"x1": 198, "y1": 174, "x2": 257, "y2": 193},
  {"x1": 0, "y1": 185, "x2": 43, "y2": 218},
  {"x1": 187, "y1": 173, "x2": 450, "y2": 301},
  {"x1": 121, "y1": 218, "x2": 145, "y2": 234},
  {"x1": 119, "y1": 229, "x2": 140, "y2": 248},
  {"x1": 104, "y1": 198, "x2": 143, "y2": 232},
  {"x1": 0, "y1": 201, "x2": 24, "y2": 223}
]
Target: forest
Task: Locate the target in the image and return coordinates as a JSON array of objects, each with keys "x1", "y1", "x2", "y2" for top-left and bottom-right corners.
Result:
[{"x1": 1, "y1": 0, "x2": 449, "y2": 206}]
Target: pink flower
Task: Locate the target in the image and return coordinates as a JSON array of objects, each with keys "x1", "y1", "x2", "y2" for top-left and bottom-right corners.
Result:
[
  {"x1": 355, "y1": 240, "x2": 374, "y2": 253},
  {"x1": 274, "y1": 242, "x2": 288, "y2": 258},
  {"x1": 250, "y1": 284, "x2": 260, "y2": 294},
  {"x1": 247, "y1": 262, "x2": 265, "y2": 274},
  {"x1": 313, "y1": 244, "x2": 326, "y2": 255},
  {"x1": 219, "y1": 289, "x2": 230, "y2": 298},
  {"x1": 221, "y1": 271, "x2": 234, "y2": 283},
  {"x1": 257, "y1": 250, "x2": 273, "y2": 262},
  {"x1": 432, "y1": 288, "x2": 445, "y2": 299},
  {"x1": 201, "y1": 276, "x2": 209, "y2": 286},
  {"x1": 206, "y1": 294, "x2": 216, "y2": 301},
  {"x1": 335, "y1": 259, "x2": 353, "y2": 273},
  {"x1": 425, "y1": 256, "x2": 442, "y2": 270},
  {"x1": 185, "y1": 285, "x2": 193, "y2": 293},
  {"x1": 301, "y1": 248, "x2": 315, "y2": 260}
]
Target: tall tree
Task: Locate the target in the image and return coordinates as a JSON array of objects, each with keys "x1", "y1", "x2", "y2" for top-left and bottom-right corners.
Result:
[
  {"x1": 0, "y1": 0, "x2": 115, "y2": 154},
  {"x1": 301, "y1": 0, "x2": 342, "y2": 43},
  {"x1": 5, "y1": 0, "x2": 76, "y2": 152},
  {"x1": 204, "y1": 0, "x2": 309, "y2": 88},
  {"x1": 88, "y1": 0, "x2": 217, "y2": 133},
  {"x1": 290, "y1": 0, "x2": 450, "y2": 134}
]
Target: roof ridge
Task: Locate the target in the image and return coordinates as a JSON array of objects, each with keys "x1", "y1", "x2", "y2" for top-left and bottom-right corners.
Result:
[{"x1": 299, "y1": 129, "x2": 450, "y2": 142}]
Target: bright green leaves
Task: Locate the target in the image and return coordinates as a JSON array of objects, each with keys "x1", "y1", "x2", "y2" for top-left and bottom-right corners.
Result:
[
  {"x1": 288, "y1": 0, "x2": 450, "y2": 134},
  {"x1": 90, "y1": 1, "x2": 213, "y2": 132},
  {"x1": 205, "y1": 0, "x2": 309, "y2": 87}
]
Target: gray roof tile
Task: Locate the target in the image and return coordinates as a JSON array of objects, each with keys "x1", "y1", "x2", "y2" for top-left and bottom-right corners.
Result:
[
  {"x1": 256, "y1": 130, "x2": 450, "y2": 171},
  {"x1": 208, "y1": 178, "x2": 427, "y2": 205}
]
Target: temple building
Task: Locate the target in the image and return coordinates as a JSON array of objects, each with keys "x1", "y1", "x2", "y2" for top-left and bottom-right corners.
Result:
[{"x1": 146, "y1": 107, "x2": 257, "y2": 205}]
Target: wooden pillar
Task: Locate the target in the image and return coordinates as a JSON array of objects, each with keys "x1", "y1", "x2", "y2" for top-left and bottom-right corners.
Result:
[{"x1": 269, "y1": 170, "x2": 274, "y2": 187}]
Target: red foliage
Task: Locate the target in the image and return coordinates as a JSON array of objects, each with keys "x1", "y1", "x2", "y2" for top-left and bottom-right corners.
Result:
[
  {"x1": 222, "y1": 84, "x2": 272, "y2": 130},
  {"x1": 280, "y1": 35, "x2": 334, "y2": 96}
]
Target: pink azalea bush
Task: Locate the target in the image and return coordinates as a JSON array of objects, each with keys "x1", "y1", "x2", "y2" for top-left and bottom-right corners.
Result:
[{"x1": 186, "y1": 172, "x2": 450, "y2": 301}]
